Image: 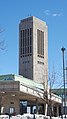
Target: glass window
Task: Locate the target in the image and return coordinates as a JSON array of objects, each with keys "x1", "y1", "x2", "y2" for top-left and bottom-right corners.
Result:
[
  {"x1": 23, "y1": 30, "x2": 24, "y2": 38},
  {"x1": 38, "y1": 61, "x2": 44, "y2": 65},
  {"x1": 30, "y1": 28, "x2": 32, "y2": 35},
  {"x1": 28, "y1": 37, "x2": 29, "y2": 46},
  {"x1": 30, "y1": 46, "x2": 32, "y2": 53},
  {"x1": 37, "y1": 29, "x2": 44, "y2": 58},
  {"x1": 9, "y1": 107, "x2": 15, "y2": 114},
  {"x1": 20, "y1": 48, "x2": 22, "y2": 56},
  {"x1": 21, "y1": 30, "x2": 22, "y2": 38},
  {"x1": 23, "y1": 38, "x2": 24, "y2": 47},
  {"x1": 28, "y1": 29, "x2": 29, "y2": 36},
  {"x1": 30, "y1": 36, "x2": 32, "y2": 46},
  {"x1": 23, "y1": 48, "x2": 24, "y2": 54},
  {"x1": 20, "y1": 28, "x2": 32, "y2": 57},
  {"x1": 28, "y1": 47, "x2": 29, "y2": 53}
]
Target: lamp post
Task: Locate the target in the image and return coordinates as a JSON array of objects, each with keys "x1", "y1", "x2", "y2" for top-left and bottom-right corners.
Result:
[
  {"x1": 61, "y1": 47, "x2": 66, "y2": 118},
  {"x1": 65, "y1": 63, "x2": 67, "y2": 85}
]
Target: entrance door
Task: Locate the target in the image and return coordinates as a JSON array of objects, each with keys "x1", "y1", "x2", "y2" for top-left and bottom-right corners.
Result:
[{"x1": 20, "y1": 100, "x2": 27, "y2": 114}]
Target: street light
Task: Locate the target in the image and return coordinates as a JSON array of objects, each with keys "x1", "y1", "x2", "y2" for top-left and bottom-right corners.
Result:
[
  {"x1": 61, "y1": 47, "x2": 66, "y2": 118},
  {"x1": 65, "y1": 62, "x2": 67, "y2": 85}
]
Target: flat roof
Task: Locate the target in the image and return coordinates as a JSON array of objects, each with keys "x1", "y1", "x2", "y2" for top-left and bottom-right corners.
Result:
[{"x1": 0, "y1": 74, "x2": 44, "y2": 91}]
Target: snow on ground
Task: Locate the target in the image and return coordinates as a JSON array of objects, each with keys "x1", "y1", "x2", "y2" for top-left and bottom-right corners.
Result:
[{"x1": 0, "y1": 114, "x2": 67, "y2": 119}]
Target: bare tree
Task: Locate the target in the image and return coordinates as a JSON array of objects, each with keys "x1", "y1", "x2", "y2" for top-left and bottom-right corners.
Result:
[
  {"x1": 0, "y1": 28, "x2": 6, "y2": 50},
  {"x1": 0, "y1": 28, "x2": 6, "y2": 115},
  {"x1": 48, "y1": 67, "x2": 63, "y2": 119},
  {"x1": 48, "y1": 71, "x2": 56, "y2": 119}
]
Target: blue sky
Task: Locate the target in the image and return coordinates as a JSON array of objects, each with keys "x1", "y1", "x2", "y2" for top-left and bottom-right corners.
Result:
[{"x1": 0, "y1": 0, "x2": 67, "y2": 87}]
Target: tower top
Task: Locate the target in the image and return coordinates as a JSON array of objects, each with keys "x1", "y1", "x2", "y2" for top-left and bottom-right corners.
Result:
[{"x1": 20, "y1": 16, "x2": 47, "y2": 26}]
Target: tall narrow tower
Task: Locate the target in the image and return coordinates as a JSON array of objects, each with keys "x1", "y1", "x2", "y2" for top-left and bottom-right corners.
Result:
[{"x1": 19, "y1": 16, "x2": 48, "y2": 86}]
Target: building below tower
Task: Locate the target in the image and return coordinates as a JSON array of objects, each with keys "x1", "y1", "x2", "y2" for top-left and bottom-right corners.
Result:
[{"x1": 0, "y1": 74, "x2": 62, "y2": 116}]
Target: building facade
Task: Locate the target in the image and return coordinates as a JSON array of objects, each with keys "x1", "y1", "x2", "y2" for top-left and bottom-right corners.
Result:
[
  {"x1": 19, "y1": 16, "x2": 48, "y2": 88},
  {"x1": 52, "y1": 88, "x2": 67, "y2": 115},
  {"x1": 0, "y1": 74, "x2": 62, "y2": 116}
]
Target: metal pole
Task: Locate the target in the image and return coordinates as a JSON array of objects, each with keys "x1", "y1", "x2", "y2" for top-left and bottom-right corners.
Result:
[
  {"x1": 65, "y1": 65, "x2": 67, "y2": 117},
  {"x1": 66, "y1": 66, "x2": 67, "y2": 85},
  {"x1": 65, "y1": 61, "x2": 67, "y2": 86},
  {"x1": 49, "y1": 79, "x2": 52, "y2": 119},
  {"x1": 61, "y1": 47, "x2": 66, "y2": 118}
]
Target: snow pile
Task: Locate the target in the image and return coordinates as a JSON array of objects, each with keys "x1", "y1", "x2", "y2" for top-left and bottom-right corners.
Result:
[
  {"x1": 0, "y1": 115, "x2": 9, "y2": 119},
  {"x1": 35, "y1": 114, "x2": 47, "y2": 119},
  {"x1": 0, "y1": 114, "x2": 67, "y2": 119},
  {"x1": 11, "y1": 113, "x2": 34, "y2": 119},
  {"x1": 10, "y1": 114, "x2": 47, "y2": 119}
]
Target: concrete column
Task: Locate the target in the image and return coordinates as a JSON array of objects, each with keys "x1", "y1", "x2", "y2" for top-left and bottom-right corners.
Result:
[
  {"x1": 52, "y1": 104, "x2": 54, "y2": 116},
  {"x1": 31, "y1": 105, "x2": 33, "y2": 114},
  {"x1": 36, "y1": 99, "x2": 38, "y2": 114},
  {"x1": 57, "y1": 106, "x2": 59, "y2": 117},
  {"x1": 45, "y1": 103, "x2": 48, "y2": 116},
  {"x1": 0, "y1": 96, "x2": 4, "y2": 114}
]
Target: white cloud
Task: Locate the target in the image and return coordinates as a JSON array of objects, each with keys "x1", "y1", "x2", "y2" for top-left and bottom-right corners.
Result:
[
  {"x1": 58, "y1": 13, "x2": 63, "y2": 16},
  {"x1": 44, "y1": 10, "x2": 50, "y2": 15},
  {"x1": 44, "y1": 10, "x2": 63, "y2": 17},
  {"x1": 52, "y1": 12, "x2": 63, "y2": 17},
  {"x1": 52, "y1": 14, "x2": 58, "y2": 17}
]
